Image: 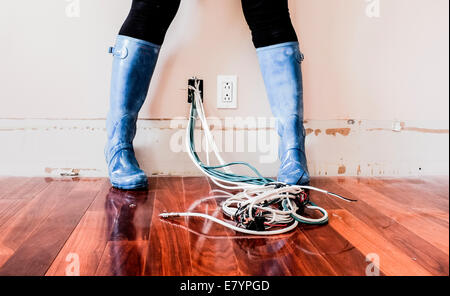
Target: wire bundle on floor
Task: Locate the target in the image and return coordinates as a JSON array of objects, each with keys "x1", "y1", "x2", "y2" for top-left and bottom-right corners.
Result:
[{"x1": 160, "y1": 79, "x2": 356, "y2": 235}]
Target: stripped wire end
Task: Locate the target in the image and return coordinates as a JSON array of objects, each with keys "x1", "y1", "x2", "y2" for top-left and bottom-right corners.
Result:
[
  {"x1": 159, "y1": 213, "x2": 182, "y2": 218},
  {"x1": 327, "y1": 192, "x2": 358, "y2": 203}
]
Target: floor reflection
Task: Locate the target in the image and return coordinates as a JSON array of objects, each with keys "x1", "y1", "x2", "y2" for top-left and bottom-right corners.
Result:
[
  {"x1": 161, "y1": 193, "x2": 298, "y2": 268},
  {"x1": 102, "y1": 187, "x2": 149, "y2": 276},
  {"x1": 105, "y1": 187, "x2": 149, "y2": 241}
]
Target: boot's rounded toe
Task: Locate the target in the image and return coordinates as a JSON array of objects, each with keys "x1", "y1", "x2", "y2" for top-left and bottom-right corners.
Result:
[
  {"x1": 278, "y1": 149, "x2": 310, "y2": 185},
  {"x1": 111, "y1": 170, "x2": 148, "y2": 190},
  {"x1": 108, "y1": 150, "x2": 149, "y2": 190}
]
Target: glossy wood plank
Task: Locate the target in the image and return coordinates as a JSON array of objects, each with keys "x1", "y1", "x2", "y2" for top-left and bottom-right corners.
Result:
[
  {"x1": 415, "y1": 176, "x2": 449, "y2": 200},
  {"x1": 0, "y1": 178, "x2": 51, "y2": 231},
  {"x1": 144, "y1": 177, "x2": 192, "y2": 276},
  {"x1": 0, "y1": 179, "x2": 78, "y2": 268},
  {"x1": 45, "y1": 180, "x2": 112, "y2": 276},
  {"x1": 95, "y1": 241, "x2": 148, "y2": 276},
  {"x1": 47, "y1": 180, "x2": 154, "y2": 276},
  {"x1": 336, "y1": 178, "x2": 449, "y2": 255},
  {"x1": 329, "y1": 209, "x2": 431, "y2": 275},
  {"x1": 0, "y1": 200, "x2": 28, "y2": 229},
  {"x1": 359, "y1": 178, "x2": 448, "y2": 225},
  {"x1": 106, "y1": 188, "x2": 155, "y2": 242},
  {"x1": 0, "y1": 179, "x2": 103, "y2": 276},
  {"x1": 292, "y1": 179, "x2": 371, "y2": 276},
  {"x1": 386, "y1": 178, "x2": 449, "y2": 211},
  {"x1": 319, "y1": 178, "x2": 449, "y2": 276},
  {"x1": 0, "y1": 177, "x2": 31, "y2": 199},
  {"x1": 183, "y1": 177, "x2": 241, "y2": 276},
  {"x1": 299, "y1": 223, "x2": 371, "y2": 276},
  {"x1": 1, "y1": 178, "x2": 50, "y2": 200}
]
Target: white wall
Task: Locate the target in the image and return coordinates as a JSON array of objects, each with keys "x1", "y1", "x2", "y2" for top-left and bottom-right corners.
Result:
[{"x1": 0, "y1": 0, "x2": 448, "y2": 177}]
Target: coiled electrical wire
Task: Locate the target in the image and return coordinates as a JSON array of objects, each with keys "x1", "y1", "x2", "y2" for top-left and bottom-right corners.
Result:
[{"x1": 160, "y1": 80, "x2": 356, "y2": 235}]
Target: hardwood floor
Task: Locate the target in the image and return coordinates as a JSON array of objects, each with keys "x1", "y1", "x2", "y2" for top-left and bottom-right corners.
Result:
[{"x1": 0, "y1": 176, "x2": 447, "y2": 276}]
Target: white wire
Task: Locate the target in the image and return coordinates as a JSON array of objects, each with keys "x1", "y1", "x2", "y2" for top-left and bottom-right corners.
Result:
[
  {"x1": 160, "y1": 81, "x2": 353, "y2": 235},
  {"x1": 189, "y1": 84, "x2": 270, "y2": 190},
  {"x1": 160, "y1": 212, "x2": 299, "y2": 236},
  {"x1": 190, "y1": 83, "x2": 232, "y2": 174},
  {"x1": 185, "y1": 107, "x2": 253, "y2": 191},
  {"x1": 185, "y1": 86, "x2": 248, "y2": 189}
]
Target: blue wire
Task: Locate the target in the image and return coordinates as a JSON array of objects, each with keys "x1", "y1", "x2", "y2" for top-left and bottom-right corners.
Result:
[{"x1": 189, "y1": 102, "x2": 274, "y2": 185}]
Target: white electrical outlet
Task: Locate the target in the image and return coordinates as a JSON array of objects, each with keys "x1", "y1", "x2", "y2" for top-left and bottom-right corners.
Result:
[{"x1": 217, "y1": 75, "x2": 237, "y2": 109}]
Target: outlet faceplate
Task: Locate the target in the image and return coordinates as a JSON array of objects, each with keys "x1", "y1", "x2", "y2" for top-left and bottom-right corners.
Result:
[{"x1": 217, "y1": 75, "x2": 237, "y2": 109}]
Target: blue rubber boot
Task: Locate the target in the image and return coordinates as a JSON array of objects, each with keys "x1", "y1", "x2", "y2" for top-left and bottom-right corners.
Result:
[
  {"x1": 105, "y1": 35, "x2": 160, "y2": 190},
  {"x1": 257, "y1": 42, "x2": 310, "y2": 185}
]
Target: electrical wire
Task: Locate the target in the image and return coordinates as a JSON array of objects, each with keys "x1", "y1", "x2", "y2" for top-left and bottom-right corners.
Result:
[
  {"x1": 160, "y1": 212, "x2": 299, "y2": 236},
  {"x1": 160, "y1": 79, "x2": 356, "y2": 235}
]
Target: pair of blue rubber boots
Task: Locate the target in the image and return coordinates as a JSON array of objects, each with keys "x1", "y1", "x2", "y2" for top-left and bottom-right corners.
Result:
[{"x1": 105, "y1": 35, "x2": 310, "y2": 190}]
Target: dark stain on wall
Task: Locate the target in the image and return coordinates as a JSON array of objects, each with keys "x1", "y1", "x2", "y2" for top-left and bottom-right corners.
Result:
[{"x1": 326, "y1": 128, "x2": 351, "y2": 136}]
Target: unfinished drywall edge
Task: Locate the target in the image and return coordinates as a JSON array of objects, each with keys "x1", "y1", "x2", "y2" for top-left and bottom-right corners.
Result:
[{"x1": 0, "y1": 118, "x2": 448, "y2": 177}]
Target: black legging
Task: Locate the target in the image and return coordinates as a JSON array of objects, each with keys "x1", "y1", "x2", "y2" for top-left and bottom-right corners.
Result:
[{"x1": 119, "y1": 0, "x2": 298, "y2": 48}]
